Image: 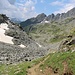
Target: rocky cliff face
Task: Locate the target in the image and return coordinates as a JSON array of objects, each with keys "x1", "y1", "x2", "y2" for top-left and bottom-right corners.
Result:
[{"x1": 0, "y1": 14, "x2": 49, "y2": 64}]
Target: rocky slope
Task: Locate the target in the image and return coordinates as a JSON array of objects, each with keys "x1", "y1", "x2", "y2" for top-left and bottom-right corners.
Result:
[
  {"x1": 0, "y1": 14, "x2": 49, "y2": 64},
  {"x1": 20, "y1": 7, "x2": 75, "y2": 52}
]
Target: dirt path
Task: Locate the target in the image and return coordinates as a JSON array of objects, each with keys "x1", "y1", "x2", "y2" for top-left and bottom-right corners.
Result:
[
  {"x1": 27, "y1": 56, "x2": 73, "y2": 75},
  {"x1": 27, "y1": 56, "x2": 49, "y2": 75},
  {"x1": 62, "y1": 61, "x2": 73, "y2": 75}
]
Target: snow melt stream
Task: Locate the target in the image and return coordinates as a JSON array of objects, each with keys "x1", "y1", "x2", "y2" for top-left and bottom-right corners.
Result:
[{"x1": 36, "y1": 42, "x2": 42, "y2": 47}]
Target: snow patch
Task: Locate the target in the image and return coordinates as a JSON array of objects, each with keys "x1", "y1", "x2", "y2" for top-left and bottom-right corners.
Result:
[
  {"x1": 0, "y1": 23, "x2": 14, "y2": 44},
  {"x1": 19, "y1": 44, "x2": 26, "y2": 48},
  {"x1": 36, "y1": 42, "x2": 42, "y2": 47},
  {"x1": 45, "y1": 21, "x2": 49, "y2": 23},
  {"x1": 0, "y1": 23, "x2": 9, "y2": 30},
  {"x1": 41, "y1": 21, "x2": 49, "y2": 23}
]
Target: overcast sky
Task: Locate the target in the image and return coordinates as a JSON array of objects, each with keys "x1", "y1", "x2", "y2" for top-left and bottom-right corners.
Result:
[{"x1": 0, "y1": 0, "x2": 75, "y2": 21}]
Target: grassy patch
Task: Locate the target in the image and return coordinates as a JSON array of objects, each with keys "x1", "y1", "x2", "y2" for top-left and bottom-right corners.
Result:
[
  {"x1": 50, "y1": 37, "x2": 62, "y2": 43},
  {"x1": 0, "y1": 62, "x2": 32, "y2": 75},
  {"x1": 39, "y1": 51, "x2": 75, "y2": 75},
  {"x1": 0, "y1": 56, "x2": 45, "y2": 75},
  {"x1": 34, "y1": 35, "x2": 40, "y2": 38}
]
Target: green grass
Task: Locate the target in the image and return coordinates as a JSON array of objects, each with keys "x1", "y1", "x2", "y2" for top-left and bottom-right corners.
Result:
[
  {"x1": 0, "y1": 62, "x2": 32, "y2": 75},
  {"x1": 34, "y1": 35, "x2": 40, "y2": 38},
  {"x1": 0, "y1": 55, "x2": 46, "y2": 75},
  {"x1": 50, "y1": 37, "x2": 63, "y2": 43},
  {"x1": 39, "y1": 51, "x2": 75, "y2": 75},
  {"x1": 0, "y1": 60, "x2": 38, "y2": 75}
]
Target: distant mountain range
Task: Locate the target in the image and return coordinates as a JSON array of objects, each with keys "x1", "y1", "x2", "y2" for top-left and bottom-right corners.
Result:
[
  {"x1": 10, "y1": 18, "x2": 21, "y2": 23},
  {"x1": 20, "y1": 7, "x2": 75, "y2": 27}
]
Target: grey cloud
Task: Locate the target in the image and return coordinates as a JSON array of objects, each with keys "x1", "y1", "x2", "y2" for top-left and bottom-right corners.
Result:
[{"x1": 0, "y1": 0, "x2": 37, "y2": 21}]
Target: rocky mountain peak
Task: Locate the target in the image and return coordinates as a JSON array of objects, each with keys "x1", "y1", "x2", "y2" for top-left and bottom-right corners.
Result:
[
  {"x1": 65, "y1": 7, "x2": 75, "y2": 17},
  {"x1": 20, "y1": 13, "x2": 46, "y2": 27},
  {"x1": 36, "y1": 13, "x2": 46, "y2": 22},
  {"x1": 45, "y1": 13, "x2": 55, "y2": 21}
]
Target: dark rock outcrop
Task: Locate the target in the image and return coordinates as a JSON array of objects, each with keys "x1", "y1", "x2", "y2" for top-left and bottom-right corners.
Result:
[
  {"x1": 59, "y1": 36, "x2": 75, "y2": 52},
  {"x1": 0, "y1": 14, "x2": 9, "y2": 23},
  {"x1": 45, "y1": 13, "x2": 55, "y2": 21}
]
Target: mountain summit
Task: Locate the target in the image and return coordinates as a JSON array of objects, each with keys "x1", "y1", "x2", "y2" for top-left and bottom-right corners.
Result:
[{"x1": 20, "y1": 13, "x2": 46, "y2": 27}]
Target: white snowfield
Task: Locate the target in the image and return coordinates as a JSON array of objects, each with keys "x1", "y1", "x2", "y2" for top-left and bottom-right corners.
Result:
[
  {"x1": 41, "y1": 20, "x2": 49, "y2": 23},
  {"x1": 44, "y1": 21, "x2": 49, "y2": 23},
  {"x1": 0, "y1": 23, "x2": 14, "y2": 44},
  {"x1": 0, "y1": 23, "x2": 26, "y2": 48}
]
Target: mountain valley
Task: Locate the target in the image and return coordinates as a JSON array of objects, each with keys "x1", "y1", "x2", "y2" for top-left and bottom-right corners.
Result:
[{"x1": 0, "y1": 7, "x2": 75, "y2": 75}]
